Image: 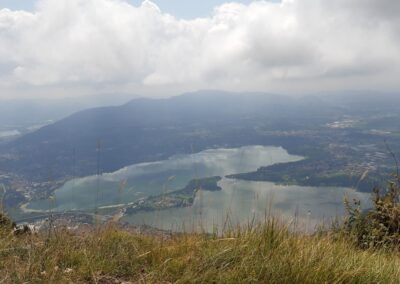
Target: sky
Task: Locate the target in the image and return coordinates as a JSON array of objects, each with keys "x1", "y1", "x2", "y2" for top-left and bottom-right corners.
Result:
[
  {"x1": 0, "y1": 0, "x2": 257, "y2": 19},
  {"x1": 0, "y1": 0, "x2": 399, "y2": 99}
]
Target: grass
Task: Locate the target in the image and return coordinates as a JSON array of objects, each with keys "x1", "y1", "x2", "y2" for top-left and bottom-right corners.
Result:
[{"x1": 1, "y1": 217, "x2": 400, "y2": 283}]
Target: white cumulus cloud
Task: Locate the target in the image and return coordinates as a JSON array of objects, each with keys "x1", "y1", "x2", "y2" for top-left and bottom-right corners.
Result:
[{"x1": 0, "y1": 0, "x2": 399, "y2": 97}]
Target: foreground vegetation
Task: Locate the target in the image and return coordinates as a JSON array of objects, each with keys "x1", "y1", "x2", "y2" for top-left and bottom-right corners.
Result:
[
  {"x1": 0, "y1": 216, "x2": 400, "y2": 283},
  {"x1": 344, "y1": 177, "x2": 400, "y2": 249},
  {"x1": 2, "y1": 177, "x2": 400, "y2": 283}
]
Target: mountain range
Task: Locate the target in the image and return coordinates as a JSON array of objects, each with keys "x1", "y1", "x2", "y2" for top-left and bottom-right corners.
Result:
[{"x1": 1, "y1": 90, "x2": 400, "y2": 182}]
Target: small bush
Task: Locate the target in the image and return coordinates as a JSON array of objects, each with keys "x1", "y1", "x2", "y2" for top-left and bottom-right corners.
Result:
[{"x1": 344, "y1": 178, "x2": 400, "y2": 249}]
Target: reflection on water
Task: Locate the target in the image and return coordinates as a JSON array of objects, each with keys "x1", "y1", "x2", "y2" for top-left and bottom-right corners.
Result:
[
  {"x1": 123, "y1": 178, "x2": 371, "y2": 233},
  {"x1": 27, "y1": 145, "x2": 303, "y2": 211}
]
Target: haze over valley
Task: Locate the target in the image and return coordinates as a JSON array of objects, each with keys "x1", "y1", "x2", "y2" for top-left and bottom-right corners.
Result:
[
  {"x1": 2, "y1": 1, "x2": 400, "y2": 282},
  {"x1": 1, "y1": 90, "x2": 399, "y2": 230}
]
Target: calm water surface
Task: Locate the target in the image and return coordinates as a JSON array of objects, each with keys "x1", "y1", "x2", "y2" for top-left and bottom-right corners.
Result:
[
  {"x1": 122, "y1": 178, "x2": 371, "y2": 232},
  {"x1": 0, "y1": 130, "x2": 20, "y2": 138},
  {"x1": 27, "y1": 146, "x2": 303, "y2": 211},
  {"x1": 26, "y1": 145, "x2": 371, "y2": 231}
]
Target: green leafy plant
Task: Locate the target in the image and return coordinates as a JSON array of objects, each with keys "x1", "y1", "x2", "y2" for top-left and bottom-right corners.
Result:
[{"x1": 344, "y1": 178, "x2": 400, "y2": 249}]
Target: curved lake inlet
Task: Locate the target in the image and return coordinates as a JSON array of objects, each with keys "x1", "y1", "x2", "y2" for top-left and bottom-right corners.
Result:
[
  {"x1": 25, "y1": 145, "x2": 371, "y2": 231},
  {"x1": 26, "y1": 145, "x2": 303, "y2": 211}
]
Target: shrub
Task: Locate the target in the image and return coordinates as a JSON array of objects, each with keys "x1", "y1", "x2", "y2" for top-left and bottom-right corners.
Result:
[{"x1": 344, "y1": 178, "x2": 400, "y2": 249}]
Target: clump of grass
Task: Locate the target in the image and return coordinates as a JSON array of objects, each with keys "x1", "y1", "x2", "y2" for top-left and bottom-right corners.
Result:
[
  {"x1": 344, "y1": 178, "x2": 400, "y2": 250},
  {"x1": 1, "y1": 217, "x2": 400, "y2": 283},
  {"x1": 0, "y1": 213, "x2": 15, "y2": 233}
]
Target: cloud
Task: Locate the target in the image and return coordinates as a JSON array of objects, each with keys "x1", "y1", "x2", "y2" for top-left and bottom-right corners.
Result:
[{"x1": 0, "y1": 0, "x2": 399, "y2": 97}]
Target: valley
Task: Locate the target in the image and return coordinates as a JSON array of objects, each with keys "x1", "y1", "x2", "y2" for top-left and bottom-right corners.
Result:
[{"x1": 1, "y1": 92, "x2": 400, "y2": 231}]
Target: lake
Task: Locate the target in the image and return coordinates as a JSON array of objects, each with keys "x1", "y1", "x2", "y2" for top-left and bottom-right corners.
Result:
[
  {"x1": 0, "y1": 130, "x2": 20, "y2": 139},
  {"x1": 26, "y1": 145, "x2": 303, "y2": 212},
  {"x1": 122, "y1": 178, "x2": 371, "y2": 232},
  {"x1": 25, "y1": 145, "x2": 371, "y2": 231}
]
